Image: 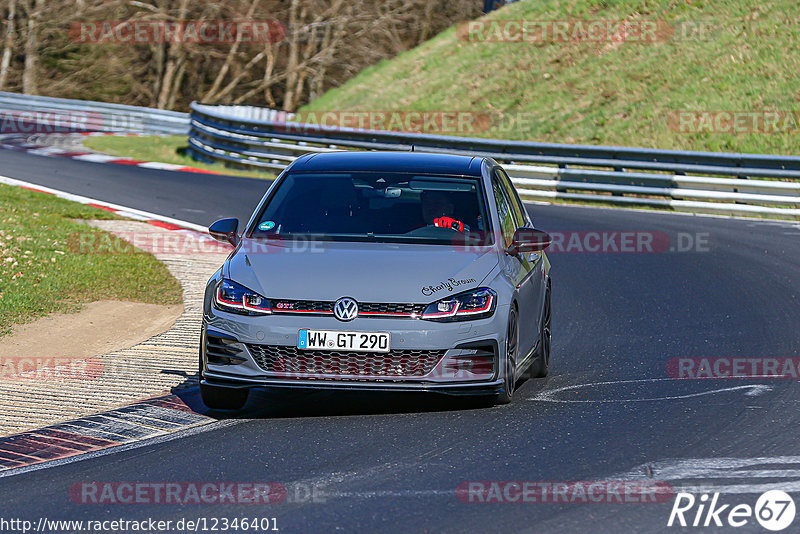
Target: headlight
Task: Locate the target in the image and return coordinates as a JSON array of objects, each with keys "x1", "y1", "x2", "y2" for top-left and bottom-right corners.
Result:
[
  {"x1": 214, "y1": 279, "x2": 271, "y2": 315},
  {"x1": 421, "y1": 288, "x2": 497, "y2": 322}
]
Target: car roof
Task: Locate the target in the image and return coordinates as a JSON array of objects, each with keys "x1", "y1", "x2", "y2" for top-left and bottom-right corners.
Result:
[{"x1": 289, "y1": 151, "x2": 485, "y2": 176}]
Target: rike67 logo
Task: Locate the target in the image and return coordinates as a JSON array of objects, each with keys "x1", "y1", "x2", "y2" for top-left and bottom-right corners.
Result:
[{"x1": 668, "y1": 491, "x2": 796, "y2": 531}]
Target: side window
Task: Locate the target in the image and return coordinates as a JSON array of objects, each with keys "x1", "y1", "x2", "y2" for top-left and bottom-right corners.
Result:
[
  {"x1": 491, "y1": 174, "x2": 517, "y2": 248},
  {"x1": 497, "y1": 168, "x2": 528, "y2": 228}
]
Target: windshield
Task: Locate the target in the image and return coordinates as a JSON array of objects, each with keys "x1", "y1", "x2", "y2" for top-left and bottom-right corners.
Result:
[{"x1": 249, "y1": 172, "x2": 492, "y2": 245}]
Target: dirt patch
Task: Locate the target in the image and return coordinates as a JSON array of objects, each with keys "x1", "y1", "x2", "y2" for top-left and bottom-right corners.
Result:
[
  {"x1": 0, "y1": 300, "x2": 182, "y2": 360},
  {"x1": 0, "y1": 218, "x2": 227, "y2": 437}
]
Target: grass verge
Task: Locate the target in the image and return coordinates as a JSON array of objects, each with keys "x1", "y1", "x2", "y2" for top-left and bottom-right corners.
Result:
[
  {"x1": 83, "y1": 135, "x2": 275, "y2": 179},
  {"x1": 0, "y1": 184, "x2": 183, "y2": 338}
]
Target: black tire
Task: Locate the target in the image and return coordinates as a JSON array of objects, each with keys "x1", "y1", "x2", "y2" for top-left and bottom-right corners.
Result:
[
  {"x1": 200, "y1": 383, "x2": 249, "y2": 410},
  {"x1": 494, "y1": 306, "x2": 519, "y2": 405},
  {"x1": 198, "y1": 340, "x2": 204, "y2": 381},
  {"x1": 528, "y1": 285, "x2": 552, "y2": 378}
]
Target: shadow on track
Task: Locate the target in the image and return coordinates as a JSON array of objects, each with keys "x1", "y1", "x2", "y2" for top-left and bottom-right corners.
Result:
[{"x1": 165, "y1": 373, "x2": 551, "y2": 421}]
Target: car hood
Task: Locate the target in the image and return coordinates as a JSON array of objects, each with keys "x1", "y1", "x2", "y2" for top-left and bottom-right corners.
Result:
[{"x1": 225, "y1": 239, "x2": 499, "y2": 303}]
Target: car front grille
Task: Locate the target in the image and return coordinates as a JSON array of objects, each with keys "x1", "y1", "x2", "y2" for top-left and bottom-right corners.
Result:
[
  {"x1": 270, "y1": 299, "x2": 426, "y2": 318},
  {"x1": 247, "y1": 344, "x2": 445, "y2": 378},
  {"x1": 360, "y1": 303, "x2": 427, "y2": 316},
  {"x1": 273, "y1": 299, "x2": 333, "y2": 313}
]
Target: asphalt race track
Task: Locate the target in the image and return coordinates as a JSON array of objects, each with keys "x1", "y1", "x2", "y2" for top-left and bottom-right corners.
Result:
[{"x1": 1, "y1": 150, "x2": 800, "y2": 533}]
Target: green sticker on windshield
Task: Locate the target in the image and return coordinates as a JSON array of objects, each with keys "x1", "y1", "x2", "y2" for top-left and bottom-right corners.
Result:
[{"x1": 259, "y1": 221, "x2": 276, "y2": 231}]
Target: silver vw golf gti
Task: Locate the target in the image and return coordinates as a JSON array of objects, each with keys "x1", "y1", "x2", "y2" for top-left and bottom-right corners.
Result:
[{"x1": 200, "y1": 151, "x2": 552, "y2": 409}]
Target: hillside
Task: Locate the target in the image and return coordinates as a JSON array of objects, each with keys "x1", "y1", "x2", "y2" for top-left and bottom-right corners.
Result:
[{"x1": 302, "y1": 0, "x2": 800, "y2": 155}]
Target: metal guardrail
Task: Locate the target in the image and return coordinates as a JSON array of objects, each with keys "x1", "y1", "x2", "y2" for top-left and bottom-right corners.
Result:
[
  {"x1": 0, "y1": 91, "x2": 189, "y2": 135},
  {"x1": 195, "y1": 104, "x2": 293, "y2": 123},
  {"x1": 187, "y1": 101, "x2": 800, "y2": 220}
]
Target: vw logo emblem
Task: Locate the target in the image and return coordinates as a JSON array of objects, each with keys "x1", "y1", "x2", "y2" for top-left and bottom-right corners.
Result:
[{"x1": 334, "y1": 297, "x2": 358, "y2": 322}]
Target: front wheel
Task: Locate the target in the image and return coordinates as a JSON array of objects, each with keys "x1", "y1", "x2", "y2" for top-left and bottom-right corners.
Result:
[
  {"x1": 493, "y1": 307, "x2": 519, "y2": 405},
  {"x1": 528, "y1": 285, "x2": 552, "y2": 378},
  {"x1": 200, "y1": 383, "x2": 249, "y2": 410}
]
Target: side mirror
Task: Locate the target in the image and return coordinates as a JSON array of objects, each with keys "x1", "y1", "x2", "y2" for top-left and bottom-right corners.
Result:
[
  {"x1": 208, "y1": 218, "x2": 239, "y2": 246},
  {"x1": 507, "y1": 227, "x2": 551, "y2": 255}
]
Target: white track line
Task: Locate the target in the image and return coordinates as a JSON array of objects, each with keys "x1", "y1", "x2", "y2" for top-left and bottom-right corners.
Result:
[
  {"x1": 528, "y1": 378, "x2": 774, "y2": 403},
  {"x1": 71, "y1": 154, "x2": 122, "y2": 163}
]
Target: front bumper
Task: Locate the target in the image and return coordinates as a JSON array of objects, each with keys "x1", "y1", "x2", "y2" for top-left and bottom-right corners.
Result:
[
  {"x1": 200, "y1": 374, "x2": 504, "y2": 396},
  {"x1": 201, "y1": 305, "x2": 508, "y2": 396}
]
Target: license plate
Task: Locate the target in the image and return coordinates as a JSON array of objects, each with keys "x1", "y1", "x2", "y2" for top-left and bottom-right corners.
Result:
[{"x1": 298, "y1": 330, "x2": 390, "y2": 353}]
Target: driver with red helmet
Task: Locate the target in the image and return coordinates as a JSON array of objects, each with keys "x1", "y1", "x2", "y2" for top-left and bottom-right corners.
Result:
[{"x1": 421, "y1": 190, "x2": 470, "y2": 232}]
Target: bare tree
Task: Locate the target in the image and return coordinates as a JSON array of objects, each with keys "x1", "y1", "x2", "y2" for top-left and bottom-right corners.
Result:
[
  {"x1": 201, "y1": 0, "x2": 260, "y2": 102},
  {"x1": 21, "y1": 0, "x2": 43, "y2": 94},
  {"x1": 0, "y1": 0, "x2": 481, "y2": 108},
  {"x1": 0, "y1": 0, "x2": 16, "y2": 90},
  {"x1": 155, "y1": 0, "x2": 189, "y2": 109}
]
